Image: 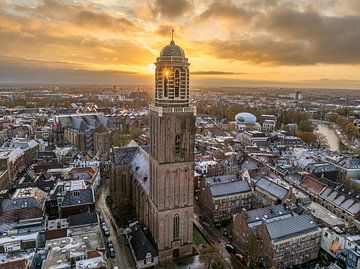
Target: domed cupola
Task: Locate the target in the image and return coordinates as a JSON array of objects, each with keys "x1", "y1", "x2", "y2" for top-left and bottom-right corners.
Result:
[
  {"x1": 160, "y1": 39, "x2": 185, "y2": 57},
  {"x1": 154, "y1": 30, "x2": 190, "y2": 108}
]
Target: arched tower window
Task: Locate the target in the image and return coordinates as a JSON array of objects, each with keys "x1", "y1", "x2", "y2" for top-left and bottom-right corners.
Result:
[
  {"x1": 173, "y1": 214, "x2": 180, "y2": 239},
  {"x1": 163, "y1": 69, "x2": 169, "y2": 97},
  {"x1": 175, "y1": 134, "x2": 181, "y2": 154},
  {"x1": 174, "y1": 69, "x2": 180, "y2": 98}
]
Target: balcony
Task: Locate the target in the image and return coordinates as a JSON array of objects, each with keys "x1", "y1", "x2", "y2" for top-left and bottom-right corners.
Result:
[{"x1": 149, "y1": 104, "x2": 197, "y2": 116}]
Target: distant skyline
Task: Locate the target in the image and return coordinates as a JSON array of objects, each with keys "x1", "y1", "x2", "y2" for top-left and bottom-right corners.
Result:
[{"x1": 1, "y1": 0, "x2": 360, "y2": 88}]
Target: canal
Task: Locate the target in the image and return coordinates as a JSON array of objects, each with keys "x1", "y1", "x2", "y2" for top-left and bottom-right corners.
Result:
[{"x1": 315, "y1": 124, "x2": 341, "y2": 151}]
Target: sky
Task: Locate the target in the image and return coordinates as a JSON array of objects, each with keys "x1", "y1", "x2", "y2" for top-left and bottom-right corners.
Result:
[{"x1": 1, "y1": 0, "x2": 360, "y2": 88}]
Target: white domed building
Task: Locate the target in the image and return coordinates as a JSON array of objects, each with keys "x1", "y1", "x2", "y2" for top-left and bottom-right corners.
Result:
[{"x1": 235, "y1": 112, "x2": 261, "y2": 131}]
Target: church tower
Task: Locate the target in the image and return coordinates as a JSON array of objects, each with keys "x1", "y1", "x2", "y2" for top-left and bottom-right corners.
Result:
[{"x1": 148, "y1": 32, "x2": 196, "y2": 260}]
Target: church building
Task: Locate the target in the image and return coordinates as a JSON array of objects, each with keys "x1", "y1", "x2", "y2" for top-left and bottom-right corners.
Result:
[{"x1": 111, "y1": 35, "x2": 196, "y2": 261}]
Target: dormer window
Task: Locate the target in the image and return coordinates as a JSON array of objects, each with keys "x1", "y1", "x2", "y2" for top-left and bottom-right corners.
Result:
[{"x1": 73, "y1": 191, "x2": 80, "y2": 196}]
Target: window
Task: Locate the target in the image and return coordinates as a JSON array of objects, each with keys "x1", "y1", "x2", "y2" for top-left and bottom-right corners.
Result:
[
  {"x1": 174, "y1": 69, "x2": 180, "y2": 97},
  {"x1": 173, "y1": 214, "x2": 180, "y2": 239},
  {"x1": 164, "y1": 69, "x2": 169, "y2": 97},
  {"x1": 145, "y1": 252, "x2": 153, "y2": 264},
  {"x1": 73, "y1": 191, "x2": 80, "y2": 196},
  {"x1": 175, "y1": 135, "x2": 181, "y2": 154}
]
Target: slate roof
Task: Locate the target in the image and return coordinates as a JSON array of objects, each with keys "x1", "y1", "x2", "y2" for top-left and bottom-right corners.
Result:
[
  {"x1": 210, "y1": 180, "x2": 251, "y2": 197},
  {"x1": 206, "y1": 174, "x2": 238, "y2": 186},
  {"x1": 37, "y1": 151, "x2": 57, "y2": 159},
  {"x1": 255, "y1": 177, "x2": 289, "y2": 200},
  {"x1": 16, "y1": 177, "x2": 56, "y2": 193},
  {"x1": 242, "y1": 157, "x2": 261, "y2": 170},
  {"x1": 2, "y1": 197, "x2": 44, "y2": 210},
  {"x1": 246, "y1": 204, "x2": 292, "y2": 228},
  {"x1": 266, "y1": 214, "x2": 319, "y2": 241},
  {"x1": 128, "y1": 224, "x2": 158, "y2": 261},
  {"x1": 130, "y1": 148, "x2": 150, "y2": 194},
  {"x1": 68, "y1": 213, "x2": 98, "y2": 227},
  {"x1": 61, "y1": 189, "x2": 94, "y2": 207},
  {"x1": 57, "y1": 114, "x2": 115, "y2": 134},
  {"x1": 113, "y1": 147, "x2": 138, "y2": 166},
  {"x1": 141, "y1": 145, "x2": 150, "y2": 154},
  {"x1": 337, "y1": 157, "x2": 360, "y2": 169},
  {"x1": 320, "y1": 187, "x2": 360, "y2": 215},
  {"x1": 305, "y1": 162, "x2": 338, "y2": 173},
  {"x1": 284, "y1": 172, "x2": 303, "y2": 185}
]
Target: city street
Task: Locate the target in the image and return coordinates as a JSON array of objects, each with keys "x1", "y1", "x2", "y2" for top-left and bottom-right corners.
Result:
[
  {"x1": 194, "y1": 215, "x2": 247, "y2": 269},
  {"x1": 96, "y1": 181, "x2": 135, "y2": 269}
]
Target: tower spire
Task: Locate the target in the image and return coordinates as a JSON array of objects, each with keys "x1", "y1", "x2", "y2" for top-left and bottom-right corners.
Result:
[{"x1": 170, "y1": 29, "x2": 175, "y2": 45}]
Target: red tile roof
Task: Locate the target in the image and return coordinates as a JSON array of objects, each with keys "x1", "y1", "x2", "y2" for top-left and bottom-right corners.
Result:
[{"x1": 301, "y1": 176, "x2": 326, "y2": 195}]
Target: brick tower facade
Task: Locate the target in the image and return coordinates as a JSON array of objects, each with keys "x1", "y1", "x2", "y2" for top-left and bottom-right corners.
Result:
[{"x1": 148, "y1": 36, "x2": 196, "y2": 260}]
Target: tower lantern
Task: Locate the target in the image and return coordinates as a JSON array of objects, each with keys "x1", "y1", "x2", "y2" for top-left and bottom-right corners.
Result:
[{"x1": 154, "y1": 30, "x2": 190, "y2": 108}]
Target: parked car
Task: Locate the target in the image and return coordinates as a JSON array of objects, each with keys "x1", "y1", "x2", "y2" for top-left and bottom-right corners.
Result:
[
  {"x1": 108, "y1": 240, "x2": 113, "y2": 248},
  {"x1": 235, "y1": 253, "x2": 246, "y2": 264},
  {"x1": 108, "y1": 247, "x2": 115, "y2": 258},
  {"x1": 104, "y1": 228, "x2": 110, "y2": 237},
  {"x1": 225, "y1": 244, "x2": 236, "y2": 254}
]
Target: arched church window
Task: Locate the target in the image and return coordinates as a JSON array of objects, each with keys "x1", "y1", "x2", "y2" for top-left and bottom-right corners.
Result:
[
  {"x1": 173, "y1": 214, "x2": 180, "y2": 238},
  {"x1": 175, "y1": 134, "x2": 181, "y2": 154}
]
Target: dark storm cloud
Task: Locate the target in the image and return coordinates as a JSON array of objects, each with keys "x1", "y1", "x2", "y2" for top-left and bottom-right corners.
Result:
[
  {"x1": 204, "y1": 38, "x2": 309, "y2": 65},
  {"x1": 202, "y1": 5, "x2": 360, "y2": 65},
  {"x1": 153, "y1": 0, "x2": 192, "y2": 18},
  {"x1": 0, "y1": 59, "x2": 139, "y2": 85},
  {"x1": 198, "y1": 0, "x2": 254, "y2": 24}
]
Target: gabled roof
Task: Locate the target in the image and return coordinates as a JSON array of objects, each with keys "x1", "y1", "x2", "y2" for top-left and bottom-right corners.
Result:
[
  {"x1": 205, "y1": 174, "x2": 238, "y2": 186},
  {"x1": 246, "y1": 204, "x2": 292, "y2": 228},
  {"x1": 265, "y1": 214, "x2": 318, "y2": 241},
  {"x1": 242, "y1": 156, "x2": 261, "y2": 170},
  {"x1": 255, "y1": 177, "x2": 289, "y2": 200},
  {"x1": 61, "y1": 189, "x2": 94, "y2": 207},
  {"x1": 68, "y1": 213, "x2": 98, "y2": 227},
  {"x1": 210, "y1": 180, "x2": 251, "y2": 198},
  {"x1": 300, "y1": 176, "x2": 326, "y2": 195},
  {"x1": 57, "y1": 114, "x2": 116, "y2": 134},
  {"x1": 2, "y1": 197, "x2": 44, "y2": 210},
  {"x1": 337, "y1": 157, "x2": 360, "y2": 169},
  {"x1": 128, "y1": 224, "x2": 158, "y2": 261},
  {"x1": 113, "y1": 146, "x2": 138, "y2": 166},
  {"x1": 320, "y1": 186, "x2": 360, "y2": 215},
  {"x1": 305, "y1": 162, "x2": 338, "y2": 173}
]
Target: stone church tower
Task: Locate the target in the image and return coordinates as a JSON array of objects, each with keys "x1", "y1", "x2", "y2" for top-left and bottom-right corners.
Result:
[{"x1": 148, "y1": 35, "x2": 196, "y2": 260}]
